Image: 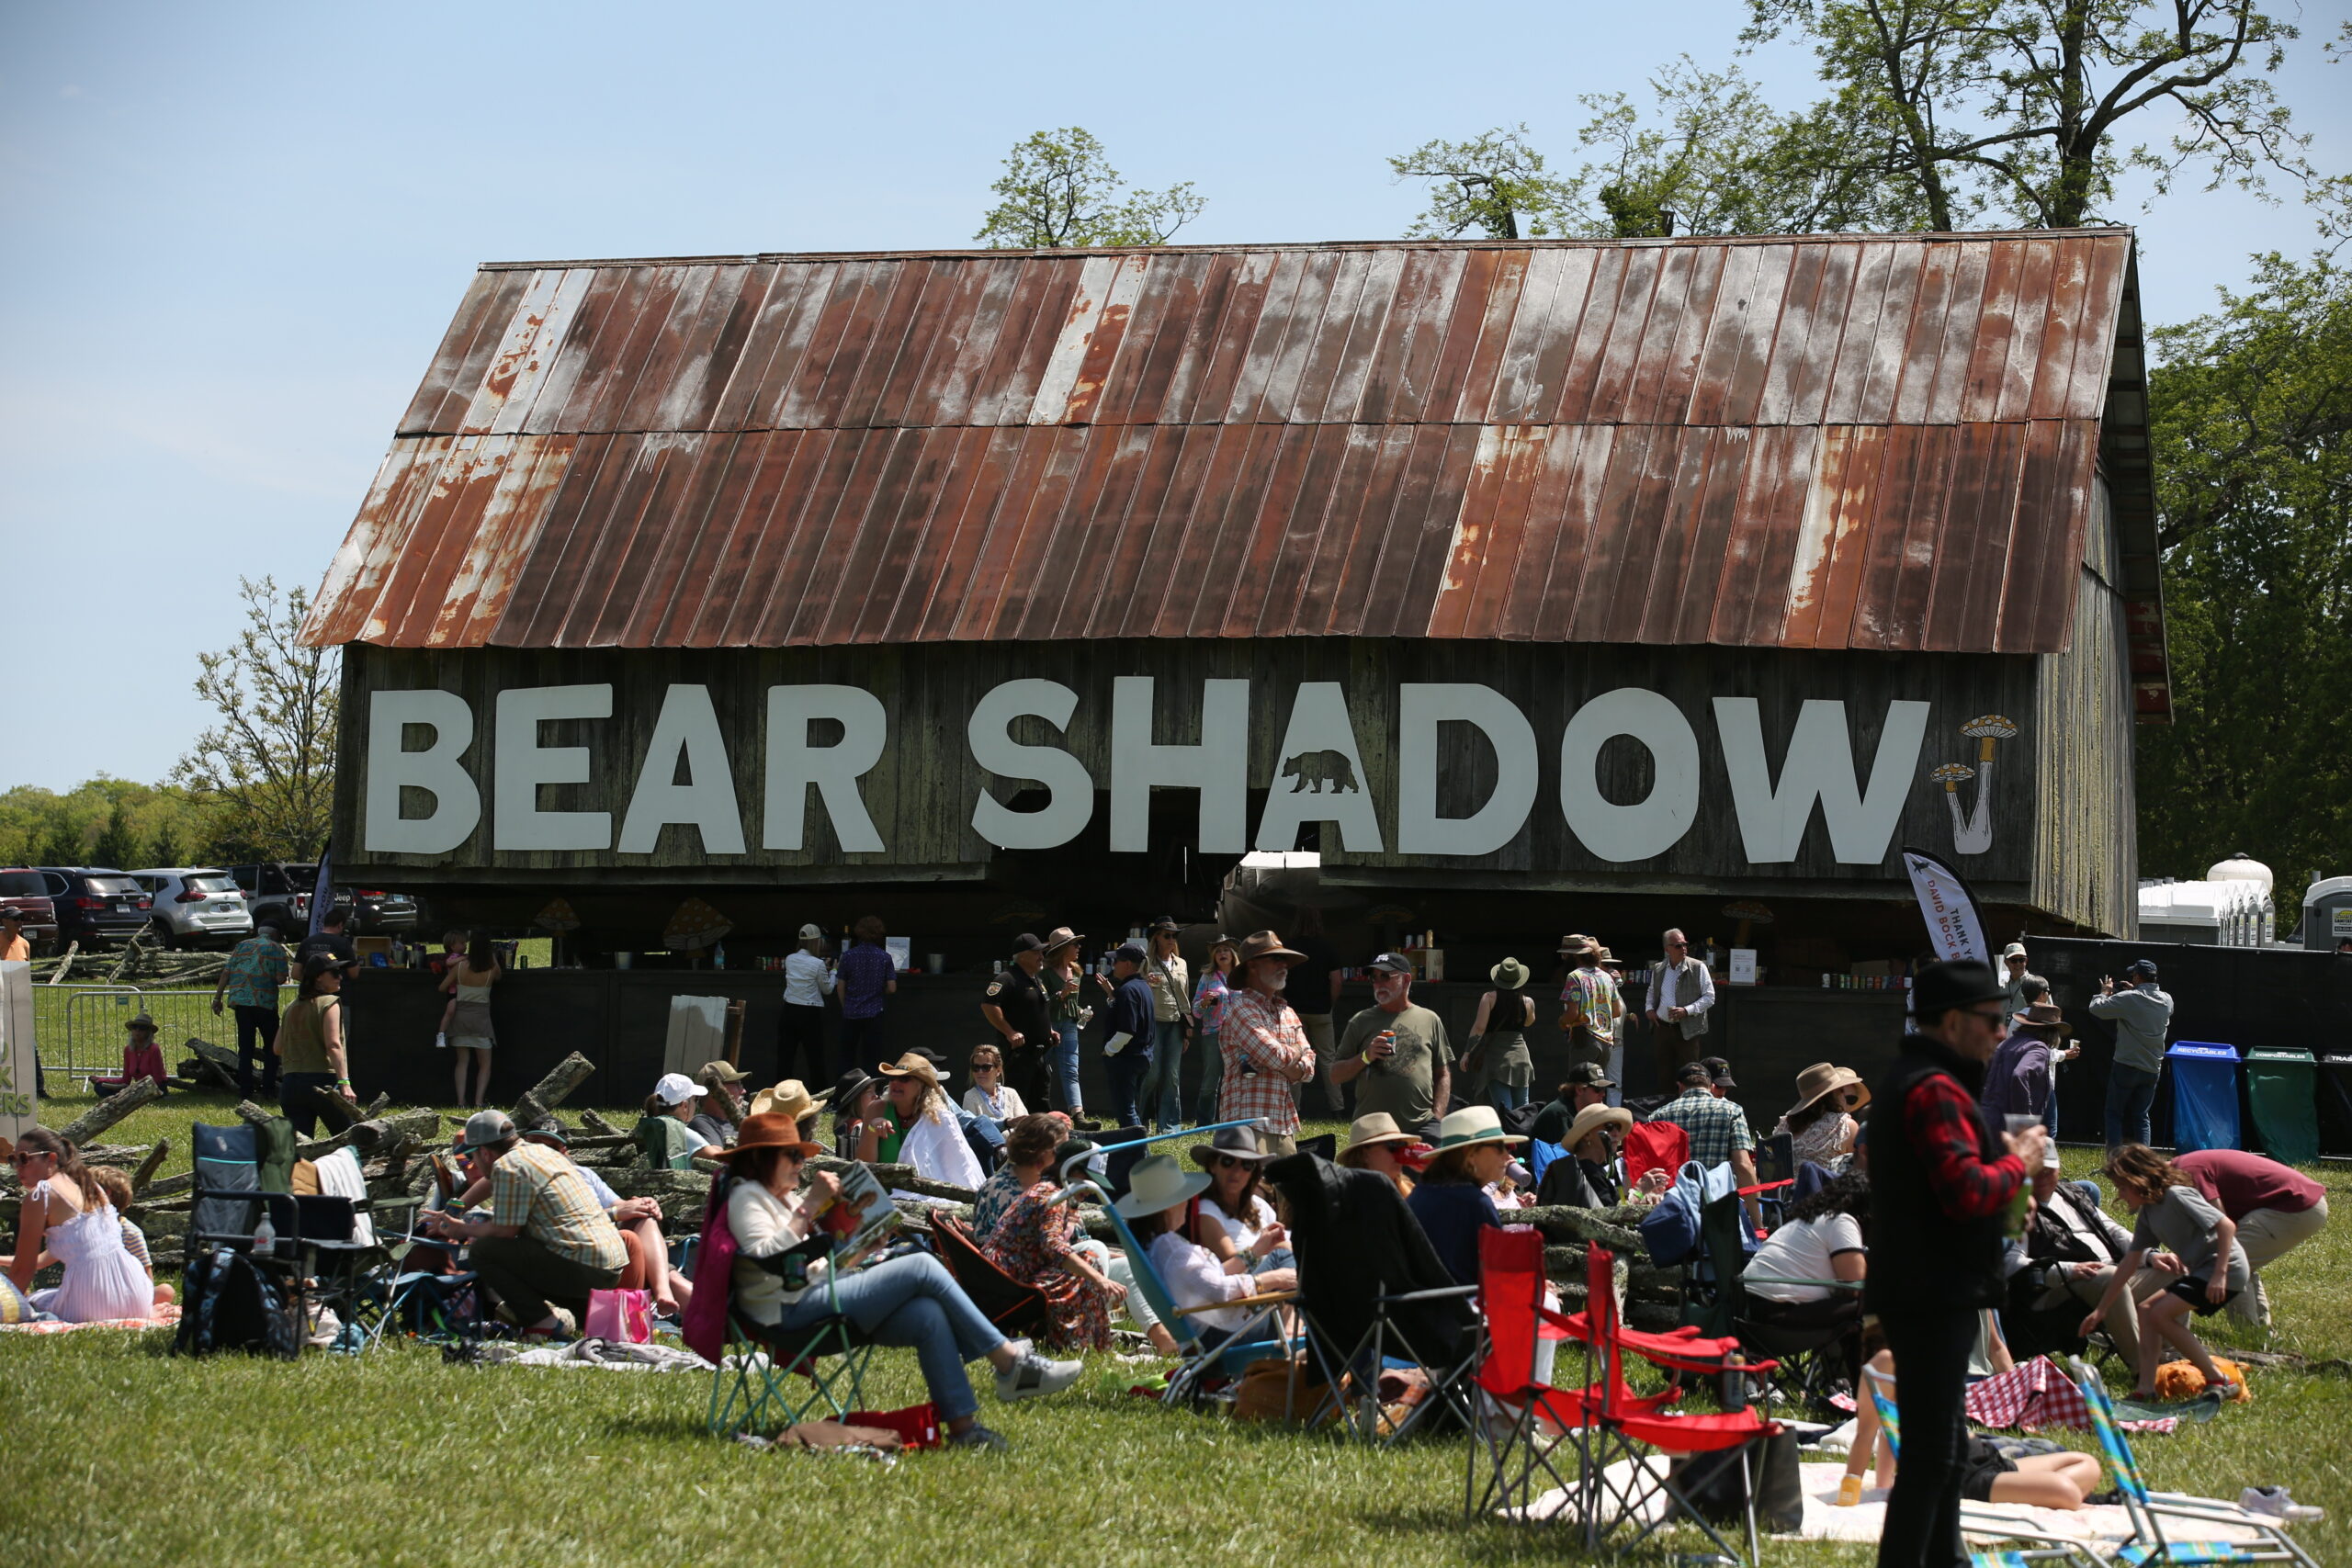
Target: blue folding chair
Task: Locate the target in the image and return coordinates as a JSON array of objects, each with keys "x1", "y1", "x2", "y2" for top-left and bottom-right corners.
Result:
[
  {"x1": 2066, "y1": 1359, "x2": 2320, "y2": 1567},
  {"x1": 1855, "y1": 1362, "x2": 2101, "y2": 1567}
]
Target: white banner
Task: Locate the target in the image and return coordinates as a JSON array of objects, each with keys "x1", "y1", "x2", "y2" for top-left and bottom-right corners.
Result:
[
  {"x1": 1903, "y1": 846, "x2": 1988, "y2": 964},
  {"x1": 0, "y1": 962, "x2": 36, "y2": 1145}
]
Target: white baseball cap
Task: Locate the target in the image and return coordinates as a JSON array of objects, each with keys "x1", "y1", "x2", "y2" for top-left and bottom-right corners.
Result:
[
  {"x1": 2001, "y1": 942, "x2": 2029, "y2": 960},
  {"x1": 797, "y1": 923, "x2": 824, "y2": 941},
  {"x1": 653, "y1": 1072, "x2": 702, "y2": 1106}
]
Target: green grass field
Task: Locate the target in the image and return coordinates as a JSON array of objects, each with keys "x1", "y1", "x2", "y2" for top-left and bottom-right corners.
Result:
[{"x1": 4, "y1": 1079, "x2": 2347, "y2": 1567}]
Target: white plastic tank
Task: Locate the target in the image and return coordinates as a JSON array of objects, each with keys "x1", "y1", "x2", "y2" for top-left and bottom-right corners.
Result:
[
  {"x1": 2203, "y1": 852, "x2": 2276, "y2": 942},
  {"x1": 2137, "y1": 878, "x2": 2269, "y2": 947}
]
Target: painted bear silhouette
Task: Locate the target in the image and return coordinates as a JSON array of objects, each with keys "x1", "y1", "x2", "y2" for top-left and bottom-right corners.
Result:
[{"x1": 1280, "y1": 749, "x2": 1360, "y2": 795}]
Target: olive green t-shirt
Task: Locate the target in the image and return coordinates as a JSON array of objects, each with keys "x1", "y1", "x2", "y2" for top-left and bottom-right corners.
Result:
[
  {"x1": 275, "y1": 994, "x2": 338, "y2": 1075},
  {"x1": 1338, "y1": 1003, "x2": 1453, "y2": 1128}
]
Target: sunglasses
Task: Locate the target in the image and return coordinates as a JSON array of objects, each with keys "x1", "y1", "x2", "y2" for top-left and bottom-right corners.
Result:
[
  {"x1": 1967, "y1": 1008, "x2": 2007, "y2": 1025},
  {"x1": 1210, "y1": 1154, "x2": 1255, "y2": 1170},
  {"x1": 11, "y1": 1151, "x2": 46, "y2": 1167},
  {"x1": 973, "y1": 1062, "x2": 1001, "y2": 1072}
]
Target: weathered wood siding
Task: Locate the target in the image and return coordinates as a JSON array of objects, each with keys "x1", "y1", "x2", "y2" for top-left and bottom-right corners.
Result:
[
  {"x1": 2030, "y1": 479, "x2": 2138, "y2": 933},
  {"x1": 334, "y1": 637, "x2": 2105, "y2": 917}
]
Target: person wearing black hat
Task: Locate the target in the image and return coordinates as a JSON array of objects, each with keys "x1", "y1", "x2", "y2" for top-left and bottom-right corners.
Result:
[
  {"x1": 275, "y1": 953, "x2": 358, "y2": 1136},
  {"x1": 2087, "y1": 958, "x2": 2173, "y2": 1148},
  {"x1": 825, "y1": 1066, "x2": 888, "y2": 1160},
  {"x1": 981, "y1": 933, "x2": 1055, "y2": 1115},
  {"x1": 1530, "y1": 1060, "x2": 1617, "y2": 1143},
  {"x1": 1093, "y1": 942, "x2": 1155, "y2": 1129},
  {"x1": 1867, "y1": 959, "x2": 2043, "y2": 1568}
]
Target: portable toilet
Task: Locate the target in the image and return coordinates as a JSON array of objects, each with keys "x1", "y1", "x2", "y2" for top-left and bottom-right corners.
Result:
[{"x1": 2302, "y1": 874, "x2": 2352, "y2": 951}]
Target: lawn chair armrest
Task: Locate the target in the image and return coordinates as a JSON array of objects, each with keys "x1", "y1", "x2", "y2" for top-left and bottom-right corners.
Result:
[
  {"x1": 1169, "y1": 1290, "x2": 1298, "y2": 1317},
  {"x1": 1374, "y1": 1284, "x2": 1480, "y2": 1305}
]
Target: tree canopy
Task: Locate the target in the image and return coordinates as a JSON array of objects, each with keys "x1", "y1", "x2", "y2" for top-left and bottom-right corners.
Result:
[
  {"x1": 975, "y1": 128, "x2": 1204, "y2": 248},
  {"x1": 2135, "y1": 252, "x2": 2352, "y2": 919},
  {"x1": 170, "y1": 576, "x2": 338, "y2": 863}
]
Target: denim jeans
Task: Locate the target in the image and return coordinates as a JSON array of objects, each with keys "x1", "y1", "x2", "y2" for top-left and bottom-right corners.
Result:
[
  {"x1": 278, "y1": 1071, "x2": 336, "y2": 1138},
  {"x1": 766, "y1": 1253, "x2": 1004, "y2": 1422},
  {"x1": 1103, "y1": 1043, "x2": 1149, "y2": 1131},
  {"x1": 1052, "y1": 1021, "x2": 1084, "y2": 1113},
  {"x1": 1193, "y1": 1029, "x2": 1224, "y2": 1123},
  {"x1": 1141, "y1": 1020, "x2": 1188, "y2": 1131},
  {"x1": 1487, "y1": 1080, "x2": 1530, "y2": 1113},
  {"x1": 2104, "y1": 1064, "x2": 2159, "y2": 1148}
]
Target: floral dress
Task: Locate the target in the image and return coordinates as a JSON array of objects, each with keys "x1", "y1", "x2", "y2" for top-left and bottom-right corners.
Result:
[{"x1": 979, "y1": 1179, "x2": 1114, "y2": 1351}]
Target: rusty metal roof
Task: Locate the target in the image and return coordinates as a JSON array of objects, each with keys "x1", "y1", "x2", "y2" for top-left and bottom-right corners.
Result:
[{"x1": 302, "y1": 232, "x2": 2167, "y2": 705}]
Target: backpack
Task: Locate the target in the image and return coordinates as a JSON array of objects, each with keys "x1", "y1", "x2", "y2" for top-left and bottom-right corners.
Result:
[{"x1": 175, "y1": 1246, "x2": 298, "y2": 1359}]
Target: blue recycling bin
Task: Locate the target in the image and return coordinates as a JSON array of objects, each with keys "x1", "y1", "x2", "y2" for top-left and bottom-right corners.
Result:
[{"x1": 2165, "y1": 1042, "x2": 2241, "y2": 1154}]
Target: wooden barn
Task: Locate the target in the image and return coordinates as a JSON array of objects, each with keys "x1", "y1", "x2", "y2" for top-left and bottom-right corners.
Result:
[{"x1": 299, "y1": 230, "x2": 2165, "y2": 1100}]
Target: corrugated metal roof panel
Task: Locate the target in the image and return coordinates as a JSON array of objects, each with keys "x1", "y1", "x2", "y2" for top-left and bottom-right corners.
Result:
[{"x1": 304, "y1": 231, "x2": 2162, "y2": 681}]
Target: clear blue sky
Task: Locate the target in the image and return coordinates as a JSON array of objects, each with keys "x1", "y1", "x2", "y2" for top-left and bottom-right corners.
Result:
[{"x1": 5, "y1": 0, "x2": 2346, "y2": 792}]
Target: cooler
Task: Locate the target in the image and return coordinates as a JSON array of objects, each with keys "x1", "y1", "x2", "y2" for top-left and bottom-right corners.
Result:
[
  {"x1": 2165, "y1": 1042, "x2": 2240, "y2": 1154},
  {"x1": 2244, "y1": 1047, "x2": 2319, "y2": 1164}
]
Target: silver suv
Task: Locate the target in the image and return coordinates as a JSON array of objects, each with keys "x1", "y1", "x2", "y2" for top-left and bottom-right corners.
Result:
[{"x1": 127, "y1": 868, "x2": 255, "y2": 949}]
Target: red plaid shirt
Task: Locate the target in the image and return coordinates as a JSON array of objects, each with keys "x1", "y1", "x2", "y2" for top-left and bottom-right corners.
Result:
[
  {"x1": 1216, "y1": 987, "x2": 1316, "y2": 1135},
  {"x1": 1902, "y1": 1072, "x2": 2024, "y2": 1221}
]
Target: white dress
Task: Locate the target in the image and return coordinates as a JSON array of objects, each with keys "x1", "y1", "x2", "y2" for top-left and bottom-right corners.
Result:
[{"x1": 28, "y1": 1184, "x2": 153, "y2": 1323}]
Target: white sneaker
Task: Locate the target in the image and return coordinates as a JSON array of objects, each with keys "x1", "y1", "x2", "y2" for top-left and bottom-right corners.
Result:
[
  {"x1": 995, "y1": 1348, "x2": 1083, "y2": 1401},
  {"x1": 2240, "y1": 1486, "x2": 2324, "y2": 1522}
]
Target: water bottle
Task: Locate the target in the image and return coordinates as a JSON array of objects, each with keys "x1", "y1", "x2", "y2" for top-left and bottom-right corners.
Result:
[{"x1": 253, "y1": 1207, "x2": 277, "y2": 1258}]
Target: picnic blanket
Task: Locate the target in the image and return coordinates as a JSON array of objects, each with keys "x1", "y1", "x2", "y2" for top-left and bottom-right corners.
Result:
[
  {"x1": 0, "y1": 1305, "x2": 180, "y2": 1335},
  {"x1": 1508, "y1": 1459, "x2": 2271, "y2": 1556},
  {"x1": 1967, "y1": 1356, "x2": 2182, "y2": 1436},
  {"x1": 458, "y1": 1337, "x2": 711, "y2": 1372}
]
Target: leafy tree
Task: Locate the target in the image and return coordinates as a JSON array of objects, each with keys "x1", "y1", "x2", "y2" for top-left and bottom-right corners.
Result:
[
  {"x1": 172, "y1": 577, "x2": 338, "y2": 863},
  {"x1": 1744, "y1": 0, "x2": 2311, "y2": 231},
  {"x1": 2135, "y1": 251, "x2": 2352, "y2": 920},
  {"x1": 1390, "y1": 124, "x2": 1578, "y2": 239},
  {"x1": 90, "y1": 803, "x2": 140, "y2": 871},
  {"x1": 147, "y1": 820, "x2": 185, "y2": 869},
  {"x1": 36, "y1": 814, "x2": 85, "y2": 868},
  {"x1": 975, "y1": 128, "x2": 1204, "y2": 248}
]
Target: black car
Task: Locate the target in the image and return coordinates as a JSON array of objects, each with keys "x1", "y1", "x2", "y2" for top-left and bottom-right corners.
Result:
[
  {"x1": 33, "y1": 867, "x2": 154, "y2": 949},
  {"x1": 225, "y1": 862, "x2": 316, "y2": 936},
  {"x1": 341, "y1": 886, "x2": 420, "y2": 935}
]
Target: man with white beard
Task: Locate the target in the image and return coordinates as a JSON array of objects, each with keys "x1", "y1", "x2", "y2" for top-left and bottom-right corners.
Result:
[
  {"x1": 1212, "y1": 930, "x2": 1320, "y2": 1155},
  {"x1": 1333, "y1": 951, "x2": 1455, "y2": 1135}
]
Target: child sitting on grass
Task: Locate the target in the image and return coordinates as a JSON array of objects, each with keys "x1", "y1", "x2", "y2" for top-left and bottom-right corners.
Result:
[
  {"x1": 85, "y1": 1165, "x2": 175, "y2": 1312},
  {"x1": 1838, "y1": 1321, "x2": 2101, "y2": 1510}
]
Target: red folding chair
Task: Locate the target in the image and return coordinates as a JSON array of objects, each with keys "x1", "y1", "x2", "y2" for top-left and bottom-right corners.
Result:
[
  {"x1": 1464, "y1": 1226, "x2": 1677, "y2": 1525},
  {"x1": 1577, "y1": 1243, "x2": 1784, "y2": 1565}
]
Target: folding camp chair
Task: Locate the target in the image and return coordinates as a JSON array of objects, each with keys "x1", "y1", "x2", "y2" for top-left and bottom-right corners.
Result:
[
  {"x1": 685, "y1": 1177, "x2": 876, "y2": 1439},
  {"x1": 344, "y1": 1195, "x2": 483, "y2": 1348},
  {"x1": 2065, "y1": 1359, "x2": 2320, "y2": 1567},
  {"x1": 930, "y1": 1213, "x2": 1048, "y2": 1339},
  {"x1": 1264, "y1": 1153, "x2": 1480, "y2": 1445},
  {"x1": 1854, "y1": 1365, "x2": 2105, "y2": 1567},
  {"x1": 1071, "y1": 1180, "x2": 1295, "y2": 1408},
  {"x1": 1572, "y1": 1243, "x2": 1785, "y2": 1565},
  {"x1": 1464, "y1": 1225, "x2": 1679, "y2": 1524},
  {"x1": 1690, "y1": 1189, "x2": 1860, "y2": 1414}
]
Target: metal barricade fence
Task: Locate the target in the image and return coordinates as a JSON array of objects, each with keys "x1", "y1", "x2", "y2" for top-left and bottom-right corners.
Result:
[{"x1": 52, "y1": 982, "x2": 301, "y2": 1082}]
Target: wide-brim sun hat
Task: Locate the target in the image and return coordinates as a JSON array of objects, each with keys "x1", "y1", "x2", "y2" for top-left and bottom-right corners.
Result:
[
  {"x1": 1189, "y1": 1125, "x2": 1273, "y2": 1168},
  {"x1": 1431, "y1": 1104, "x2": 1526, "y2": 1152},
  {"x1": 1232, "y1": 930, "x2": 1306, "y2": 967},
  {"x1": 707, "y1": 1111, "x2": 824, "y2": 1164},
  {"x1": 1785, "y1": 1063, "x2": 1869, "y2": 1120},
  {"x1": 1113, "y1": 1154, "x2": 1212, "y2": 1220},
  {"x1": 749, "y1": 1079, "x2": 820, "y2": 1123},
  {"x1": 1042, "y1": 925, "x2": 1084, "y2": 953},
  {"x1": 824, "y1": 1066, "x2": 881, "y2": 1113},
  {"x1": 1338, "y1": 1112, "x2": 1417, "y2": 1168},
  {"x1": 1489, "y1": 957, "x2": 1531, "y2": 989},
  {"x1": 1565, "y1": 1103, "x2": 1634, "y2": 1150},
  {"x1": 876, "y1": 1052, "x2": 943, "y2": 1094}
]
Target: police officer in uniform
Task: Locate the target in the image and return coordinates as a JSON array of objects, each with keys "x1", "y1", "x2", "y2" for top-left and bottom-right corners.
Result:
[{"x1": 981, "y1": 932, "x2": 1056, "y2": 1113}]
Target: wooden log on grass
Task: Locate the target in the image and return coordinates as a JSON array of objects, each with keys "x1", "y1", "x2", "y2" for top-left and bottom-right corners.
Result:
[
  {"x1": 55, "y1": 1076, "x2": 162, "y2": 1146},
  {"x1": 180, "y1": 1038, "x2": 243, "y2": 1092},
  {"x1": 513, "y1": 1051, "x2": 595, "y2": 1131},
  {"x1": 131, "y1": 1138, "x2": 172, "y2": 1193}
]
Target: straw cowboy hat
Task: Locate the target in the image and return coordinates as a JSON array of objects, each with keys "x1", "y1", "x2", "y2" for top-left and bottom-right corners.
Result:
[
  {"x1": 1489, "y1": 957, "x2": 1531, "y2": 989},
  {"x1": 1113, "y1": 1154, "x2": 1211, "y2": 1220},
  {"x1": 1430, "y1": 1104, "x2": 1526, "y2": 1152},
  {"x1": 748, "y1": 1079, "x2": 820, "y2": 1123},
  {"x1": 1189, "y1": 1125, "x2": 1275, "y2": 1168},
  {"x1": 1785, "y1": 1062, "x2": 1871, "y2": 1121},
  {"x1": 1338, "y1": 1112, "x2": 1418, "y2": 1168},
  {"x1": 1564, "y1": 1102, "x2": 1634, "y2": 1152},
  {"x1": 877, "y1": 1052, "x2": 944, "y2": 1095},
  {"x1": 1041, "y1": 925, "x2": 1084, "y2": 953},
  {"x1": 1232, "y1": 930, "x2": 1306, "y2": 966},
  {"x1": 707, "y1": 1111, "x2": 824, "y2": 1165}
]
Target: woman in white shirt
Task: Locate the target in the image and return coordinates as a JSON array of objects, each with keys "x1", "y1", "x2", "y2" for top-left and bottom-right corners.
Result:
[
  {"x1": 1186, "y1": 1125, "x2": 1292, "y2": 1275},
  {"x1": 1741, "y1": 1172, "x2": 1868, "y2": 1378},
  {"x1": 715, "y1": 1112, "x2": 1081, "y2": 1451},
  {"x1": 1114, "y1": 1155, "x2": 1295, "y2": 1344},
  {"x1": 961, "y1": 1043, "x2": 1028, "y2": 1124}
]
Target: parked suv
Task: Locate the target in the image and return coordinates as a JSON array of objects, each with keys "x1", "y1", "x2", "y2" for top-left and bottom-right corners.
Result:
[
  {"x1": 225, "y1": 862, "x2": 315, "y2": 935},
  {"x1": 0, "y1": 868, "x2": 60, "y2": 953},
  {"x1": 127, "y1": 868, "x2": 254, "y2": 949},
  {"x1": 342, "y1": 886, "x2": 420, "y2": 935},
  {"x1": 33, "y1": 867, "x2": 154, "y2": 950}
]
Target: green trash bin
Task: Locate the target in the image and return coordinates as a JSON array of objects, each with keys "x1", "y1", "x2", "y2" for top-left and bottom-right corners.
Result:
[{"x1": 2245, "y1": 1048, "x2": 2320, "y2": 1165}]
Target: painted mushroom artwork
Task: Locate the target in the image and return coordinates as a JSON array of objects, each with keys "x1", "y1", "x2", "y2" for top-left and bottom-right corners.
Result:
[
  {"x1": 1948, "y1": 715, "x2": 2019, "y2": 854},
  {"x1": 1930, "y1": 763, "x2": 1978, "y2": 852}
]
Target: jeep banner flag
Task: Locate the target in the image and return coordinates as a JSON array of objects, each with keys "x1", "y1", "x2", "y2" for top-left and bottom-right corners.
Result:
[
  {"x1": 0, "y1": 962, "x2": 36, "y2": 1145},
  {"x1": 1903, "y1": 846, "x2": 1988, "y2": 964}
]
